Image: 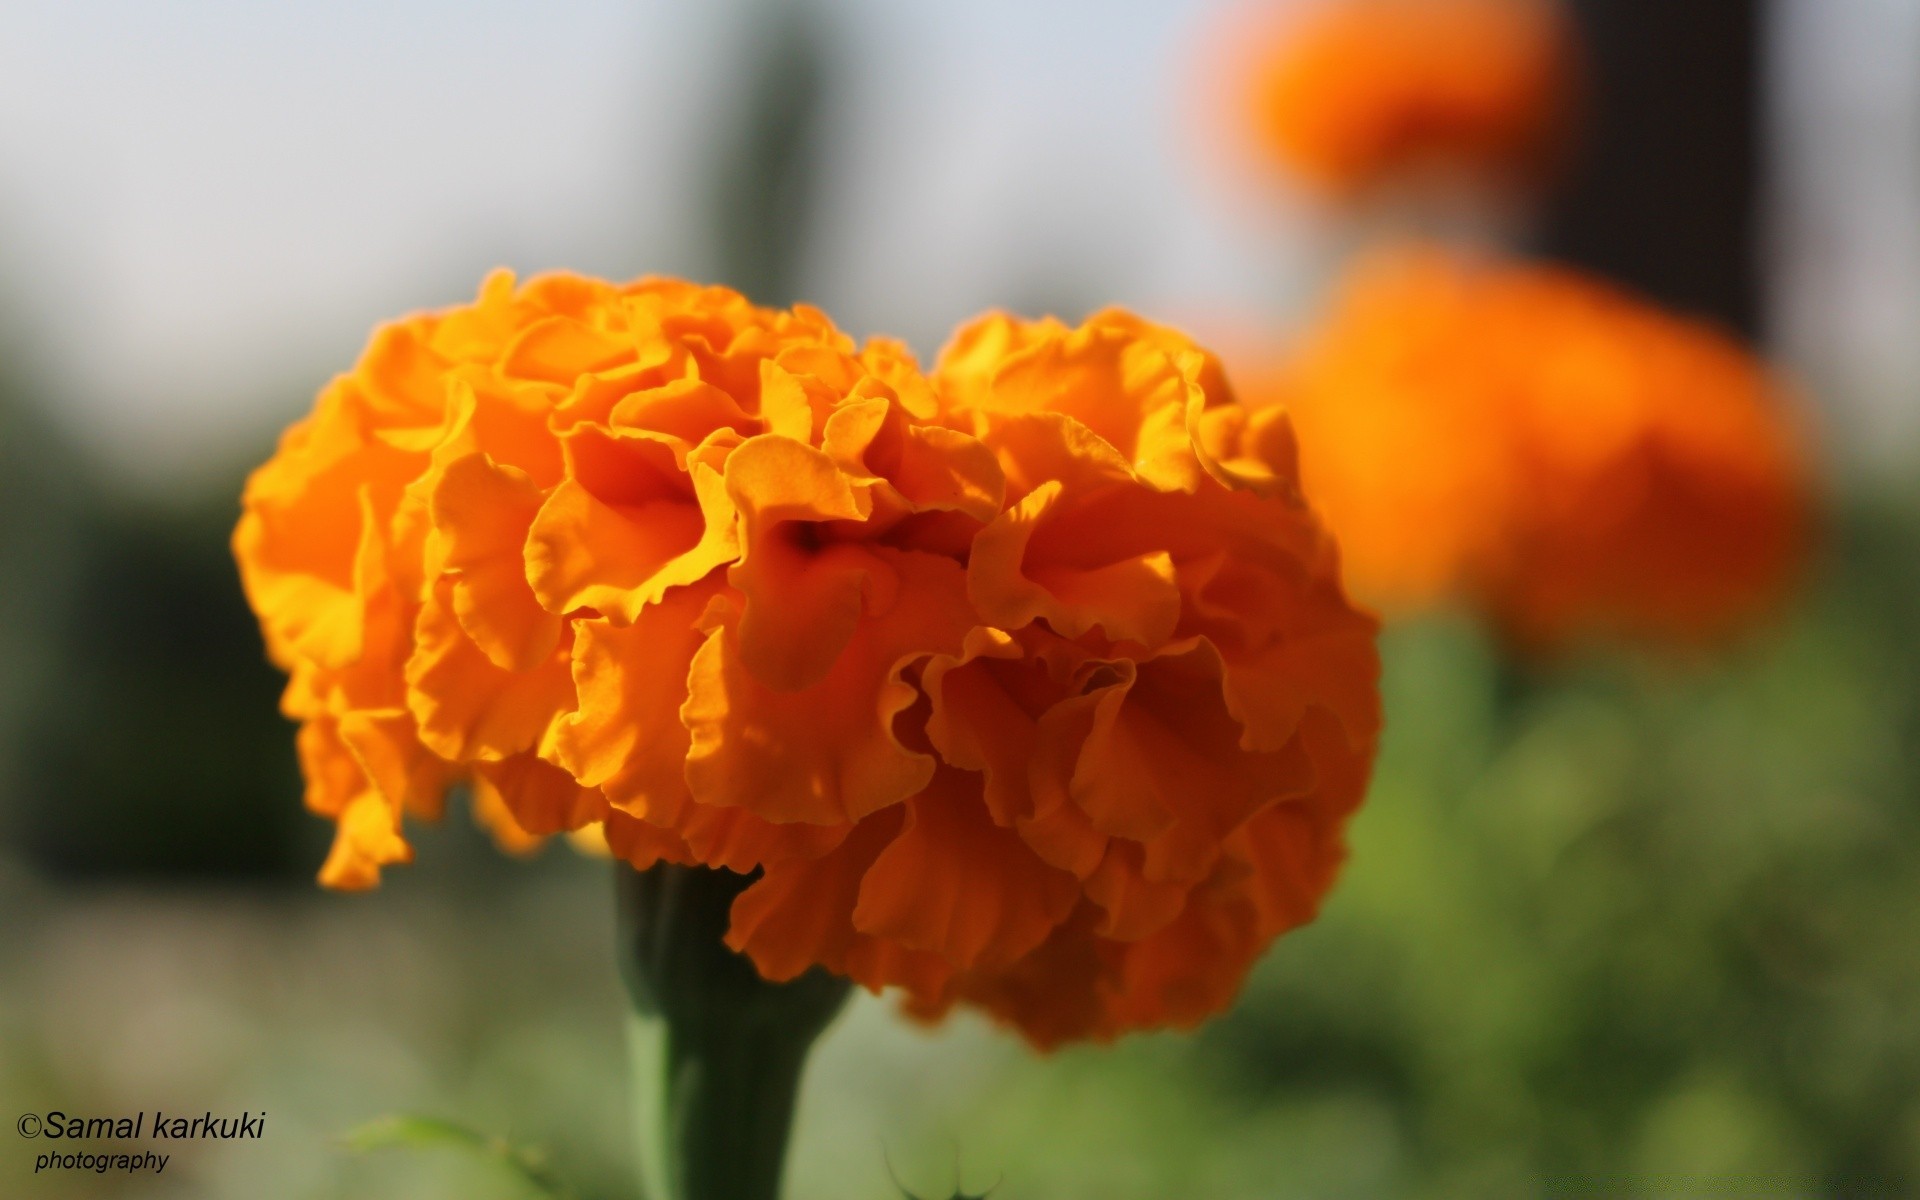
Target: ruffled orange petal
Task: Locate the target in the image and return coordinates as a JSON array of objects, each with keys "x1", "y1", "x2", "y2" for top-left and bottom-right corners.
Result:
[
  {"x1": 1233, "y1": 740, "x2": 1354, "y2": 940},
  {"x1": 757, "y1": 358, "x2": 834, "y2": 444},
  {"x1": 852, "y1": 769, "x2": 1080, "y2": 971},
  {"x1": 336, "y1": 709, "x2": 455, "y2": 822},
  {"x1": 354, "y1": 316, "x2": 457, "y2": 426},
  {"x1": 673, "y1": 805, "x2": 851, "y2": 875},
  {"x1": 601, "y1": 809, "x2": 696, "y2": 872},
  {"x1": 545, "y1": 581, "x2": 718, "y2": 820},
  {"x1": 683, "y1": 549, "x2": 976, "y2": 825},
  {"x1": 821, "y1": 396, "x2": 1005, "y2": 523},
  {"x1": 1106, "y1": 876, "x2": 1261, "y2": 1033},
  {"x1": 1082, "y1": 840, "x2": 1192, "y2": 941},
  {"x1": 234, "y1": 398, "x2": 419, "y2": 670},
  {"x1": 968, "y1": 480, "x2": 1182, "y2": 648},
  {"x1": 606, "y1": 377, "x2": 759, "y2": 445},
  {"x1": 1074, "y1": 642, "x2": 1320, "y2": 881},
  {"x1": 1184, "y1": 385, "x2": 1305, "y2": 504},
  {"x1": 430, "y1": 452, "x2": 561, "y2": 671},
  {"x1": 467, "y1": 780, "x2": 545, "y2": 855},
  {"x1": 525, "y1": 425, "x2": 736, "y2": 624},
  {"x1": 317, "y1": 791, "x2": 412, "y2": 890},
  {"x1": 1210, "y1": 584, "x2": 1383, "y2": 756},
  {"x1": 939, "y1": 311, "x2": 1236, "y2": 494},
  {"x1": 405, "y1": 579, "x2": 575, "y2": 764},
  {"x1": 472, "y1": 752, "x2": 606, "y2": 837},
  {"x1": 296, "y1": 717, "x2": 370, "y2": 820},
  {"x1": 949, "y1": 321, "x2": 1147, "y2": 454},
  {"x1": 427, "y1": 371, "x2": 567, "y2": 488},
  {"x1": 726, "y1": 807, "x2": 953, "y2": 997},
  {"x1": 723, "y1": 434, "x2": 876, "y2": 690},
  {"x1": 1019, "y1": 690, "x2": 1114, "y2": 878},
  {"x1": 921, "y1": 626, "x2": 1063, "y2": 826},
  {"x1": 938, "y1": 903, "x2": 1118, "y2": 1049},
  {"x1": 501, "y1": 313, "x2": 635, "y2": 386},
  {"x1": 548, "y1": 581, "x2": 848, "y2": 871}
]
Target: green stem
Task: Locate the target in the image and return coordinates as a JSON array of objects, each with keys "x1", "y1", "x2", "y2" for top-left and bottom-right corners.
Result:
[{"x1": 616, "y1": 862, "x2": 851, "y2": 1200}]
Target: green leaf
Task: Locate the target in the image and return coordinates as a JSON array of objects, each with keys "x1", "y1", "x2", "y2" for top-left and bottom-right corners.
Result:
[
  {"x1": 337, "y1": 1113, "x2": 576, "y2": 1199},
  {"x1": 886, "y1": 1150, "x2": 999, "y2": 1200}
]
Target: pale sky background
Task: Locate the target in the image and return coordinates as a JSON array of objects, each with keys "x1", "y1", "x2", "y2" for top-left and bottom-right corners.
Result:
[{"x1": 0, "y1": 0, "x2": 1915, "y2": 484}]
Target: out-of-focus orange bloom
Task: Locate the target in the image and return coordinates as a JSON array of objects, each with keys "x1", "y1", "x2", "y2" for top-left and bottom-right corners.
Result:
[
  {"x1": 1249, "y1": 247, "x2": 1813, "y2": 649},
  {"x1": 236, "y1": 276, "x2": 1380, "y2": 1045},
  {"x1": 1239, "y1": 0, "x2": 1576, "y2": 198}
]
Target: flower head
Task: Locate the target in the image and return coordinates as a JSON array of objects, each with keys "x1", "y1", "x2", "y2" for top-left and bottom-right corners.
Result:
[
  {"x1": 1249, "y1": 247, "x2": 1813, "y2": 649},
  {"x1": 235, "y1": 270, "x2": 932, "y2": 886},
  {"x1": 236, "y1": 274, "x2": 1380, "y2": 1045},
  {"x1": 721, "y1": 310, "x2": 1381, "y2": 1044},
  {"x1": 1237, "y1": 0, "x2": 1576, "y2": 199}
]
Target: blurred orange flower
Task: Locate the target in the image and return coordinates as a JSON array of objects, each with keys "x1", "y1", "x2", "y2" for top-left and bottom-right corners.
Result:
[
  {"x1": 1249, "y1": 247, "x2": 1813, "y2": 649},
  {"x1": 236, "y1": 275, "x2": 1380, "y2": 1044},
  {"x1": 1238, "y1": 0, "x2": 1576, "y2": 198}
]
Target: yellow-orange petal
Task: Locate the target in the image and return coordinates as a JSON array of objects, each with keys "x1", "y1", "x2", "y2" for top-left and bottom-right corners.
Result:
[
  {"x1": 1019, "y1": 692, "x2": 1114, "y2": 878},
  {"x1": 757, "y1": 359, "x2": 829, "y2": 444},
  {"x1": 683, "y1": 550, "x2": 976, "y2": 825},
  {"x1": 606, "y1": 377, "x2": 759, "y2": 445},
  {"x1": 729, "y1": 535, "x2": 879, "y2": 694},
  {"x1": 672, "y1": 805, "x2": 851, "y2": 875},
  {"x1": 1106, "y1": 876, "x2": 1261, "y2": 1032},
  {"x1": 405, "y1": 579, "x2": 575, "y2": 763},
  {"x1": 724, "y1": 433, "x2": 877, "y2": 690},
  {"x1": 549, "y1": 581, "x2": 852, "y2": 873},
  {"x1": 422, "y1": 371, "x2": 566, "y2": 488},
  {"x1": 234, "y1": 407, "x2": 415, "y2": 670},
  {"x1": 317, "y1": 791, "x2": 413, "y2": 890},
  {"x1": 601, "y1": 809, "x2": 697, "y2": 871},
  {"x1": 1070, "y1": 640, "x2": 1316, "y2": 855},
  {"x1": 921, "y1": 627, "x2": 1061, "y2": 826},
  {"x1": 821, "y1": 396, "x2": 1006, "y2": 523},
  {"x1": 1212, "y1": 584, "x2": 1383, "y2": 756},
  {"x1": 430, "y1": 453, "x2": 562, "y2": 671},
  {"x1": 546, "y1": 580, "x2": 720, "y2": 820},
  {"x1": 501, "y1": 313, "x2": 634, "y2": 386},
  {"x1": 472, "y1": 753, "x2": 606, "y2": 837},
  {"x1": 968, "y1": 480, "x2": 1182, "y2": 648},
  {"x1": 726, "y1": 808, "x2": 953, "y2": 996},
  {"x1": 1184, "y1": 384, "x2": 1305, "y2": 504},
  {"x1": 852, "y1": 769, "x2": 1080, "y2": 971},
  {"x1": 970, "y1": 409, "x2": 1137, "y2": 505},
  {"x1": 354, "y1": 315, "x2": 457, "y2": 426},
  {"x1": 297, "y1": 717, "x2": 370, "y2": 819},
  {"x1": 948, "y1": 321, "x2": 1155, "y2": 458},
  {"x1": 1082, "y1": 840, "x2": 1192, "y2": 941},
  {"x1": 525, "y1": 426, "x2": 736, "y2": 624},
  {"x1": 336, "y1": 708, "x2": 456, "y2": 822},
  {"x1": 467, "y1": 773, "x2": 547, "y2": 856}
]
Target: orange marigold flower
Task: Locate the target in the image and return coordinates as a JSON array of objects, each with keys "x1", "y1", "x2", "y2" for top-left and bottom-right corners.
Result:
[
  {"x1": 725, "y1": 310, "x2": 1381, "y2": 1045},
  {"x1": 1237, "y1": 0, "x2": 1577, "y2": 198},
  {"x1": 236, "y1": 270, "x2": 933, "y2": 887},
  {"x1": 1250, "y1": 247, "x2": 1814, "y2": 649},
  {"x1": 236, "y1": 274, "x2": 1381, "y2": 1046}
]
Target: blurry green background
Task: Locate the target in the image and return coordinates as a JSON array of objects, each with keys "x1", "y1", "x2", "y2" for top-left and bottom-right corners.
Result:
[{"x1": 2, "y1": 1, "x2": 1918, "y2": 1197}]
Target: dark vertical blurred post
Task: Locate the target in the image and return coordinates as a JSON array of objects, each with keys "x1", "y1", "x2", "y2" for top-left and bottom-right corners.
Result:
[
  {"x1": 706, "y1": 2, "x2": 828, "y2": 309},
  {"x1": 1540, "y1": 0, "x2": 1764, "y2": 337}
]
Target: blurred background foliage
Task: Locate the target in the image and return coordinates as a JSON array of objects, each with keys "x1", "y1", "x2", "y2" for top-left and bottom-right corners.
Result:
[{"x1": 1, "y1": 1, "x2": 1917, "y2": 1197}]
